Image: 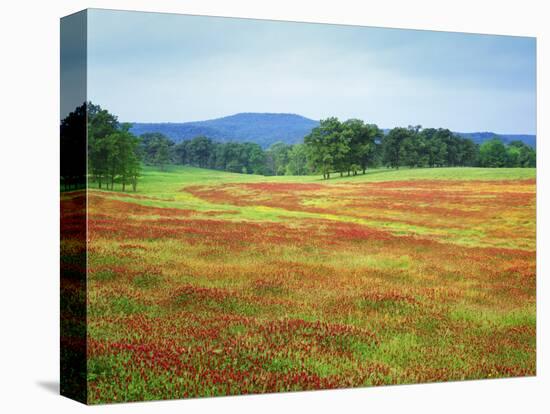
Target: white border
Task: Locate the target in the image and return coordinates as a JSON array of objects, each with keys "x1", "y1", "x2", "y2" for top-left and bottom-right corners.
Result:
[{"x1": 0, "y1": 1, "x2": 546, "y2": 413}]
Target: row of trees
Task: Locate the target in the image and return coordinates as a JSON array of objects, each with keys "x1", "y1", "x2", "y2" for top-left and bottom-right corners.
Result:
[
  {"x1": 304, "y1": 118, "x2": 535, "y2": 178},
  {"x1": 478, "y1": 138, "x2": 536, "y2": 168},
  {"x1": 62, "y1": 104, "x2": 536, "y2": 191},
  {"x1": 88, "y1": 103, "x2": 141, "y2": 191},
  {"x1": 140, "y1": 134, "x2": 314, "y2": 176},
  {"x1": 139, "y1": 117, "x2": 535, "y2": 179},
  {"x1": 62, "y1": 103, "x2": 143, "y2": 192}
]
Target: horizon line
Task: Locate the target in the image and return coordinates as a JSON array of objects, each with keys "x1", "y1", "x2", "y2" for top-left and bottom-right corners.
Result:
[{"x1": 123, "y1": 112, "x2": 536, "y2": 136}]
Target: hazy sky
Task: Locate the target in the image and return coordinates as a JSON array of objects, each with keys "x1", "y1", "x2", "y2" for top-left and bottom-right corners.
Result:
[{"x1": 87, "y1": 9, "x2": 536, "y2": 134}]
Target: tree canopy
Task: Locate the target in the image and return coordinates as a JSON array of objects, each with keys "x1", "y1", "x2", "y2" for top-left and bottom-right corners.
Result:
[
  {"x1": 87, "y1": 103, "x2": 142, "y2": 191},
  {"x1": 62, "y1": 104, "x2": 536, "y2": 190}
]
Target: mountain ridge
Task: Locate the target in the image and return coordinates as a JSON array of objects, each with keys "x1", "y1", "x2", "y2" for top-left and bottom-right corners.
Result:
[{"x1": 129, "y1": 112, "x2": 536, "y2": 149}]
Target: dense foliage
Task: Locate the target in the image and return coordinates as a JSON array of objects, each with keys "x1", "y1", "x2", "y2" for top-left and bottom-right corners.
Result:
[
  {"x1": 87, "y1": 103, "x2": 141, "y2": 191},
  {"x1": 303, "y1": 119, "x2": 535, "y2": 179},
  {"x1": 130, "y1": 113, "x2": 536, "y2": 150},
  {"x1": 62, "y1": 104, "x2": 536, "y2": 191},
  {"x1": 139, "y1": 116, "x2": 535, "y2": 179}
]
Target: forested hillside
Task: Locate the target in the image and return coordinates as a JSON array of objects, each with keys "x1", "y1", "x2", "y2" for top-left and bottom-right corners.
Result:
[
  {"x1": 131, "y1": 113, "x2": 319, "y2": 148},
  {"x1": 130, "y1": 112, "x2": 536, "y2": 149}
]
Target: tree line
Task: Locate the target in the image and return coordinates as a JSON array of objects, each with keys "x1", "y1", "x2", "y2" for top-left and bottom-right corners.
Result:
[
  {"x1": 140, "y1": 117, "x2": 535, "y2": 179},
  {"x1": 304, "y1": 118, "x2": 535, "y2": 178},
  {"x1": 61, "y1": 104, "x2": 536, "y2": 191},
  {"x1": 140, "y1": 133, "x2": 312, "y2": 176},
  {"x1": 88, "y1": 103, "x2": 141, "y2": 191},
  {"x1": 61, "y1": 102, "x2": 142, "y2": 192}
]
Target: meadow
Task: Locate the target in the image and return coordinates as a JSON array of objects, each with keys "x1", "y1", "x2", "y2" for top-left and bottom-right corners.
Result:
[{"x1": 74, "y1": 166, "x2": 535, "y2": 403}]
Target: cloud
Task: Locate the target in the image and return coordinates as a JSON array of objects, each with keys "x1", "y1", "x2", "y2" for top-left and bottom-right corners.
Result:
[{"x1": 86, "y1": 9, "x2": 536, "y2": 134}]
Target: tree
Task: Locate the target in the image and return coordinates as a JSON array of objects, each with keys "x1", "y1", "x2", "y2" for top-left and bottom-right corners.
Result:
[
  {"x1": 304, "y1": 117, "x2": 346, "y2": 179},
  {"x1": 401, "y1": 126, "x2": 428, "y2": 168},
  {"x1": 266, "y1": 142, "x2": 291, "y2": 176},
  {"x1": 102, "y1": 124, "x2": 142, "y2": 191},
  {"x1": 245, "y1": 143, "x2": 267, "y2": 175},
  {"x1": 187, "y1": 136, "x2": 213, "y2": 168},
  {"x1": 87, "y1": 103, "x2": 141, "y2": 191},
  {"x1": 285, "y1": 144, "x2": 309, "y2": 175},
  {"x1": 154, "y1": 139, "x2": 171, "y2": 171},
  {"x1": 88, "y1": 102, "x2": 119, "y2": 189},
  {"x1": 127, "y1": 143, "x2": 141, "y2": 192},
  {"x1": 357, "y1": 123, "x2": 382, "y2": 174},
  {"x1": 457, "y1": 138, "x2": 478, "y2": 167},
  {"x1": 508, "y1": 140, "x2": 536, "y2": 167},
  {"x1": 479, "y1": 138, "x2": 508, "y2": 167},
  {"x1": 173, "y1": 140, "x2": 190, "y2": 165},
  {"x1": 438, "y1": 129, "x2": 458, "y2": 166},
  {"x1": 140, "y1": 133, "x2": 174, "y2": 168},
  {"x1": 382, "y1": 127, "x2": 411, "y2": 169}
]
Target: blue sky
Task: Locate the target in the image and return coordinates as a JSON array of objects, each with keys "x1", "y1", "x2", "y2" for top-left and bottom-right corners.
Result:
[{"x1": 87, "y1": 9, "x2": 536, "y2": 134}]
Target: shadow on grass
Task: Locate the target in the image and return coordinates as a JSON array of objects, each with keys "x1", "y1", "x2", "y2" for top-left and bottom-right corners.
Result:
[{"x1": 312, "y1": 168, "x2": 397, "y2": 182}]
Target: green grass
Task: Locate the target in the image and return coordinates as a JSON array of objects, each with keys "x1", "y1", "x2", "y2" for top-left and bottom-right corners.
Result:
[{"x1": 89, "y1": 165, "x2": 536, "y2": 198}]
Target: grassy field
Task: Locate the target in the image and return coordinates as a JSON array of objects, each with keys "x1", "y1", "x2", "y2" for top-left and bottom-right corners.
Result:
[{"x1": 74, "y1": 166, "x2": 535, "y2": 403}]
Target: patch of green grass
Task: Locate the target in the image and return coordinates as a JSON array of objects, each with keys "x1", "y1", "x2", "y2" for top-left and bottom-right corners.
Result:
[
  {"x1": 89, "y1": 165, "x2": 535, "y2": 199},
  {"x1": 132, "y1": 274, "x2": 160, "y2": 289},
  {"x1": 302, "y1": 357, "x2": 340, "y2": 377},
  {"x1": 92, "y1": 270, "x2": 116, "y2": 281},
  {"x1": 226, "y1": 323, "x2": 248, "y2": 336},
  {"x1": 449, "y1": 304, "x2": 536, "y2": 329},
  {"x1": 88, "y1": 356, "x2": 117, "y2": 382},
  {"x1": 110, "y1": 297, "x2": 149, "y2": 315},
  {"x1": 263, "y1": 356, "x2": 302, "y2": 373},
  {"x1": 356, "y1": 298, "x2": 417, "y2": 316},
  {"x1": 369, "y1": 333, "x2": 421, "y2": 367}
]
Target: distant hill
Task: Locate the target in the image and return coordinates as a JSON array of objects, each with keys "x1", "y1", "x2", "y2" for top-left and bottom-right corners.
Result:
[
  {"x1": 130, "y1": 113, "x2": 320, "y2": 149},
  {"x1": 455, "y1": 132, "x2": 536, "y2": 148},
  {"x1": 129, "y1": 113, "x2": 535, "y2": 149}
]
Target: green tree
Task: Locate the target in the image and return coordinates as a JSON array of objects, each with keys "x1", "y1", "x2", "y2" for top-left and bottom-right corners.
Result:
[
  {"x1": 479, "y1": 138, "x2": 508, "y2": 167},
  {"x1": 382, "y1": 127, "x2": 411, "y2": 169},
  {"x1": 245, "y1": 143, "x2": 267, "y2": 175},
  {"x1": 187, "y1": 136, "x2": 213, "y2": 168},
  {"x1": 266, "y1": 142, "x2": 291, "y2": 176},
  {"x1": 457, "y1": 138, "x2": 478, "y2": 166},
  {"x1": 154, "y1": 139, "x2": 171, "y2": 171},
  {"x1": 173, "y1": 140, "x2": 190, "y2": 165},
  {"x1": 88, "y1": 102, "x2": 119, "y2": 189},
  {"x1": 357, "y1": 123, "x2": 382, "y2": 174},
  {"x1": 401, "y1": 126, "x2": 427, "y2": 168},
  {"x1": 140, "y1": 133, "x2": 174, "y2": 167},
  {"x1": 304, "y1": 117, "x2": 346, "y2": 179},
  {"x1": 285, "y1": 144, "x2": 309, "y2": 175}
]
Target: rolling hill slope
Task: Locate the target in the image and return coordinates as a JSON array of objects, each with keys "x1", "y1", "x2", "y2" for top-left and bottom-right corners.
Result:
[
  {"x1": 129, "y1": 113, "x2": 536, "y2": 149},
  {"x1": 130, "y1": 113, "x2": 319, "y2": 148}
]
